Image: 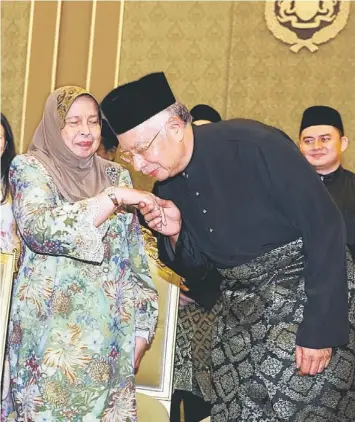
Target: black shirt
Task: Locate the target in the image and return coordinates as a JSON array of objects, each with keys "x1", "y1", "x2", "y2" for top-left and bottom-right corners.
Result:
[
  {"x1": 320, "y1": 166, "x2": 355, "y2": 260},
  {"x1": 154, "y1": 119, "x2": 348, "y2": 349}
]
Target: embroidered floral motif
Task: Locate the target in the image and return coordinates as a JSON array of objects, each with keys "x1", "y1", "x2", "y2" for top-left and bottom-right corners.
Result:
[{"x1": 105, "y1": 166, "x2": 119, "y2": 185}]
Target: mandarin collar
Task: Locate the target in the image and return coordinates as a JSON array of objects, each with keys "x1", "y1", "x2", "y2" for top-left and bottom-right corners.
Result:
[{"x1": 319, "y1": 166, "x2": 344, "y2": 183}]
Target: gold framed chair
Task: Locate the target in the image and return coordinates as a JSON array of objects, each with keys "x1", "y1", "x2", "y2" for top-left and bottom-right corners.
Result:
[
  {"x1": 136, "y1": 227, "x2": 180, "y2": 421},
  {"x1": 0, "y1": 250, "x2": 17, "y2": 386}
]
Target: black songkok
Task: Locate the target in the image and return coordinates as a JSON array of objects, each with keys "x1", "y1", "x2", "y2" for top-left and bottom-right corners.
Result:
[
  {"x1": 101, "y1": 119, "x2": 118, "y2": 150},
  {"x1": 190, "y1": 104, "x2": 222, "y2": 123},
  {"x1": 300, "y1": 106, "x2": 344, "y2": 135},
  {"x1": 101, "y1": 72, "x2": 176, "y2": 135}
]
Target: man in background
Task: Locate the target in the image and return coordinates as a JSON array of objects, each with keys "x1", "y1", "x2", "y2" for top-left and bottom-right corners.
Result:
[
  {"x1": 299, "y1": 105, "x2": 355, "y2": 259},
  {"x1": 190, "y1": 104, "x2": 222, "y2": 126}
]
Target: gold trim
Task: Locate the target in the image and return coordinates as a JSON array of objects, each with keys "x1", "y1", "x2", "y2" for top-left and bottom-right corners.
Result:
[
  {"x1": 19, "y1": 0, "x2": 35, "y2": 154},
  {"x1": 0, "y1": 249, "x2": 17, "y2": 384},
  {"x1": 114, "y1": 0, "x2": 125, "y2": 87},
  {"x1": 51, "y1": 0, "x2": 62, "y2": 92},
  {"x1": 265, "y1": 1, "x2": 350, "y2": 53},
  {"x1": 140, "y1": 226, "x2": 175, "y2": 275},
  {"x1": 86, "y1": 0, "x2": 97, "y2": 91}
]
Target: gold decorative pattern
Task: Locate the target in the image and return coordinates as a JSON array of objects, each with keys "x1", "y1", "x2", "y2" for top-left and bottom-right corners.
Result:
[
  {"x1": 140, "y1": 226, "x2": 174, "y2": 274},
  {"x1": 56, "y1": 86, "x2": 89, "y2": 129},
  {"x1": 0, "y1": 249, "x2": 17, "y2": 382},
  {"x1": 265, "y1": 1, "x2": 350, "y2": 53}
]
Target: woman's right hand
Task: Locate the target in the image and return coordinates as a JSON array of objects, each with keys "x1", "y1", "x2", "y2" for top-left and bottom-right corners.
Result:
[
  {"x1": 115, "y1": 187, "x2": 166, "y2": 229},
  {"x1": 115, "y1": 187, "x2": 157, "y2": 208}
]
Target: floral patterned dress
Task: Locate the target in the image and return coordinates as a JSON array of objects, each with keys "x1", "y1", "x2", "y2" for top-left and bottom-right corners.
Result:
[{"x1": 5, "y1": 154, "x2": 158, "y2": 422}]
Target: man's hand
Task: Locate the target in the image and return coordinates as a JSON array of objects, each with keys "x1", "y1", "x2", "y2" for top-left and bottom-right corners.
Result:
[
  {"x1": 139, "y1": 197, "x2": 182, "y2": 238},
  {"x1": 179, "y1": 292, "x2": 196, "y2": 309},
  {"x1": 134, "y1": 336, "x2": 148, "y2": 372},
  {"x1": 295, "y1": 345, "x2": 332, "y2": 376}
]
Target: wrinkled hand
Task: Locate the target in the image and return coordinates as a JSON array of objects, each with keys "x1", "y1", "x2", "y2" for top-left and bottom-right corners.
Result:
[
  {"x1": 295, "y1": 345, "x2": 332, "y2": 376},
  {"x1": 115, "y1": 187, "x2": 166, "y2": 229},
  {"x1": 179, "y1": 292, "x2": 196, "y2": 309},
  {"x1": 115, "y1": 187, "x2": 156, "y2": 207},
  {"x1": 134, "y1": 336, "x2": 148, "y2": 372},
  {"x1": 139, "y1": 197, "x2": 181, "y2": 237}
]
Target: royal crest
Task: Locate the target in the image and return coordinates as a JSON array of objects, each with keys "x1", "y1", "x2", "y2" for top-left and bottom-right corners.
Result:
[{"x1": 265, "y1": 1, "x2": 350, "y2": 52}]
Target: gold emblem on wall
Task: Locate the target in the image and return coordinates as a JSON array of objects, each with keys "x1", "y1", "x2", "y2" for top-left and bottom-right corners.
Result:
[{"x1": 265, "y1": 1, "x2": 350, "y2": 53}]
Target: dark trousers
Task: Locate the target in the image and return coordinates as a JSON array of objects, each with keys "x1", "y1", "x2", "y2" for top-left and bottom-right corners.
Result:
[{"x1": 170, "y1": 390, "x2": 211, "y2": 422}]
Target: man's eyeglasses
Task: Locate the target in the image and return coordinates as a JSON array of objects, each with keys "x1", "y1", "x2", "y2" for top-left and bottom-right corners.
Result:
[{"x1": 119, "y1": 124, "x2": 165, "y2": 164}]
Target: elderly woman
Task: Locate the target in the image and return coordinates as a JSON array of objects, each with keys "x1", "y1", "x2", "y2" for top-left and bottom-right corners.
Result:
[{"x1": 5, "y1": 86, "x2": 159, "y2": 421}]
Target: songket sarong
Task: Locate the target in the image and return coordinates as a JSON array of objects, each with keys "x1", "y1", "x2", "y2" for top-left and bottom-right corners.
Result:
[
  {"x1": 211, "y1": 239, "x2": 355, "y2": 422},
  {"x1": 173, "y1": 299, "x2": 222, "y2": 401}
]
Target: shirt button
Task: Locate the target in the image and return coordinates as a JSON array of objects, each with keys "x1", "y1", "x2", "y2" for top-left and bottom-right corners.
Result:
[
  {"x1": 209, "y1": 228, "x2": 214, "y2": 233},
  {"x1": 182, "y1": 172, "x2": 186, "y2": 176},
  {"x1": 103, "y1": 267, "x2": 109, "y2": 273},
  {"x1": 196, "y1": 191, "x2": 200, "y2": 196},
  {"x1": 202, "y1": 209, "x2": 207, "y2": 214}
]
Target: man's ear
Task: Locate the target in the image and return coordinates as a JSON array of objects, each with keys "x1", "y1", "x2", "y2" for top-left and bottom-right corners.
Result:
[
  {"x1": 167, "y1": 118, "x2": 184, "y2": 142},
  {"x1": 340, "y1": 136, "x2": 349, "y2": 153}
]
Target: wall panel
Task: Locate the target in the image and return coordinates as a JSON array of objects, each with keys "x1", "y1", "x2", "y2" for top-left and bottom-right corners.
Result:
[
  {"x1": 1, "y1": 1, "x2": 32, "y2": 151},
  {"x1": 55, "y1": 1, "x2": 93, "y2": 89},
  {"x1": 89, "y1": 1, "x2": 123, "y2": 102},
  {"x1": 22, "y1": 1, "x2": 60, "y2": 152}
]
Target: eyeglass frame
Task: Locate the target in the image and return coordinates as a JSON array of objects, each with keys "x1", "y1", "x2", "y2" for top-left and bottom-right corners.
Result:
[{"x1": 119, "y1": 123, "x2": 166, "y2": 164}]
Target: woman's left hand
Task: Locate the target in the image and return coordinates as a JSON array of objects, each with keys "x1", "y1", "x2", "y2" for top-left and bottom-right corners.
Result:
[{"x1": 135, "y1": 336, "x2": 148, "y2": 371}]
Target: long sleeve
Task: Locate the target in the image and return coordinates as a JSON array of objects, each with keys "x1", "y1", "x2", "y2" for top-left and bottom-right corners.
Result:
[
  {"x1": 253, "y1": 133, "x2": 348, "y2": 348},
  {"x1": 157, "y1": 223, "x2": 223, "y2": 309},
  {"x1": 158, "y1": 222, "x2": 211, "y2": 277},
  {"x1": 9, "y1": 154, "x2": 107, "y2": 263},
  {"x1": 153, "y1": 183, "x2": 213, "y2": 280}
]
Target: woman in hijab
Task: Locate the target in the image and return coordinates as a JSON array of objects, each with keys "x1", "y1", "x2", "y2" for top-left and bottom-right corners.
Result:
[{"x1": 5, "y1": 86, "x2": 159, "y2": 421}]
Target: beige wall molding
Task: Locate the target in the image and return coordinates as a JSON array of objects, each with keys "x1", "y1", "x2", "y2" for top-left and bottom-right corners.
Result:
[{"x1": 19, "y1": 0, "x2": 34, "y2": 154}]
